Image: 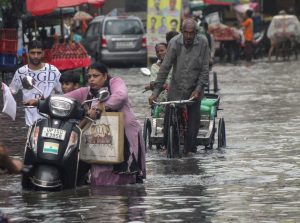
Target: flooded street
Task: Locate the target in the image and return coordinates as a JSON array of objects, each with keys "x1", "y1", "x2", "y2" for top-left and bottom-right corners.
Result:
[{"x1": 1, "y1": 60, "x2": 300, "y2": 222}]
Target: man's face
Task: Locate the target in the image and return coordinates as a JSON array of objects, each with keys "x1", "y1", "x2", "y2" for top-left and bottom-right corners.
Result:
[
  {"x1": 155, "y1": 44, "x2": 167, "y2": 61},
  {"x1": 28, "y1": 48, "x2": 43, "y2": 66},
  {"x1": 182, "y1": 24, "x2": 196, "y2": 47}
]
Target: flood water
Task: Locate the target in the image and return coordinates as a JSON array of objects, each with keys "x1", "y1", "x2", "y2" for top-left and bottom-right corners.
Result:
[{"x1": 1, "y1": 60, "x2": 300, "y2": 222}]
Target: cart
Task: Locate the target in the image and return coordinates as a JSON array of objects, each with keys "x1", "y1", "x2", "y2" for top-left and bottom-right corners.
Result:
[
  {"x1": 267, "y1": 14, "x2": 300, "y2": 60},
  {"x1": 143, "y1": 92, "x2": 226, "y2": 152}
]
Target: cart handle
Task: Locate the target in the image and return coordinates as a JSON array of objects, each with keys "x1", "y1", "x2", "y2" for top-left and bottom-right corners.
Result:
[{"x1": 153, "y1": 97, "x2": 195, "y2": 105}]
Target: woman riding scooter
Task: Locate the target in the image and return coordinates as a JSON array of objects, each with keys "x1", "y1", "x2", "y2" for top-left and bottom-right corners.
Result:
[{"x1": 24, "y1": 62, "x2": 146, "y2": 187}]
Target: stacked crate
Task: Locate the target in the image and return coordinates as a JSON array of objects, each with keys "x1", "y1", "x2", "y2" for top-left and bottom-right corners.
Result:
[{"x1": 0, "y1": 29, "x2": 18, "y2": 67}]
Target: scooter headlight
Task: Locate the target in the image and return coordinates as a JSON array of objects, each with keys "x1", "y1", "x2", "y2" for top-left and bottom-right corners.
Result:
[{"x1": 49, "y1": 96, "x2": 75, "y2": 118}]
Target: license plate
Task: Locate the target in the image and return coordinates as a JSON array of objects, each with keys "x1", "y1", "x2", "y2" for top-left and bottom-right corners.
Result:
[
  {"x1": 42, "y1": 127, "x2": 66, "y2": 140},
  {"x1": 115, "y1": 41, "x2": 135, "y2": 49}
]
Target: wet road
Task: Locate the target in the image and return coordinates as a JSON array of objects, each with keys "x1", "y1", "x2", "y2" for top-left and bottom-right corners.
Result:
[{"x1": 0, "y1": 61, "x2": 300, "y2": 222}]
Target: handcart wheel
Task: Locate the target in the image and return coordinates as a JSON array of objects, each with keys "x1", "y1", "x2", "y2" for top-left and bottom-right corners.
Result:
[
  {"x1": 167, "y1": 126, "x2": 175, "y2": 158},
  {"x1": 143, "y1": 118, "x2": 152, "y2": 152},
  {"x1": 218, "y1": 118, "x2": 226, "y2": 149},
  {"x1": 213, "y1": 71, "x2": 218, "y2": 93},
  {"x1": 206, "y1": 121, "x2": 216, "y2": 150}
]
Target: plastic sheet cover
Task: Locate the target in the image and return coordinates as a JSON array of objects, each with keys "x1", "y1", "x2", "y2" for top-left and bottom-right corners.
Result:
[{"x1": 267, "y1": 15, "x2": 300, "y2": 41}]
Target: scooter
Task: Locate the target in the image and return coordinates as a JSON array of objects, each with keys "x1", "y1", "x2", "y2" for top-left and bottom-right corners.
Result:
[{"x1": 21, "y1": 76, "x2": 109, "y2": 190}]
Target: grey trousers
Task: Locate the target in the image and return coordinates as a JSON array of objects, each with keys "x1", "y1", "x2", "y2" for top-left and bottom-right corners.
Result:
[{"x1": 184, "y1": 101, "x2": 201, "y2": 153}]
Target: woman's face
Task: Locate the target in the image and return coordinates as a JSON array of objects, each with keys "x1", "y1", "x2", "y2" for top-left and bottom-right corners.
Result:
[
  {"x1": 87, "y1": 68, "x2": 107, "y2": 90},
  {"x1": 155, "y1": 44, "x2": 167, "y2": 61}
]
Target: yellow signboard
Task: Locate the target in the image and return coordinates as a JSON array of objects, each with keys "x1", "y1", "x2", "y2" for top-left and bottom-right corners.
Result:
[{"x1": 147, "y1": 0, "x2": 182, "y2": 57}]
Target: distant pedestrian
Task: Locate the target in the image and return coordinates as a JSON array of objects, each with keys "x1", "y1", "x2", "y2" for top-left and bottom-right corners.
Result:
[
  {"x1": 240, "y1": 9, "x2": 254, "y2": 62},
  {"x1": 72, "y1": 26, "x2": 83, "y2": 43}
]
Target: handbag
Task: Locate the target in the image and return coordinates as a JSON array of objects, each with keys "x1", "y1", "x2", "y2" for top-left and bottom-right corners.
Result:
[{"x1": 80, "y1": 110, "x2": 124, "y2": 164}]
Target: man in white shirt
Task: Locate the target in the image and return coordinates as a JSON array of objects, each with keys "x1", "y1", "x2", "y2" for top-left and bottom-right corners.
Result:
[{"x1": 9, "y1": 40, "x2": 62, "y2": 126}]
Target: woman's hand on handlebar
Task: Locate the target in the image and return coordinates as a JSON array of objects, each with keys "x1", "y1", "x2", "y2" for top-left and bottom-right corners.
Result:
[{"x1": 87, "y1": 107, "x2": 101, "y2": 120}]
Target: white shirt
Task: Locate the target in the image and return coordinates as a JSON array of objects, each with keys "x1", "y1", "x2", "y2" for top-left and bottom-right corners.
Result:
[{"x1": 9, "y1": 63, "x2": 62, "y2": 126}]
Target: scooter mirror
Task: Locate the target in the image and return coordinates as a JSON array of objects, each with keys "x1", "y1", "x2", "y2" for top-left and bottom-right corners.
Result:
[
  {"x1": 140, "y1": 68, "x2": 151, "y2": 76},
  {"x1": 22, "y1": 76, "x2": 35, "y2": 90},
  {"x1": 82, "y1": 88, "x2": 110, "y2": 105},
  {"x1": 21, "y1": 76, "x2": 44, "y2": 97},
  {"x1": 98, "y1": 89, "x2": 110, "y2": 102}
]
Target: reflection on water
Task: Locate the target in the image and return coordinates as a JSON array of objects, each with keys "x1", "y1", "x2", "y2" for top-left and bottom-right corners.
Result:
[{"x1": 1, "y1": 62, "x2": 300, "y2": 222}]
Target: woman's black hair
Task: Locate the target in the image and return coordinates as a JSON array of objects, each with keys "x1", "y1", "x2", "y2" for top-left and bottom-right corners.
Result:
[
  {"x1": 28, "y1": 40, "x2": 44, "y2": 50},
  {"x1": 88, "y1": 62, "x2": 108, "y2": 75}
]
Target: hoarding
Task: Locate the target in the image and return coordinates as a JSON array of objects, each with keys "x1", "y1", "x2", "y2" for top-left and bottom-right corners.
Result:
[{"x1": 147, "y1": 0, "x2": 182, "y2": 57}]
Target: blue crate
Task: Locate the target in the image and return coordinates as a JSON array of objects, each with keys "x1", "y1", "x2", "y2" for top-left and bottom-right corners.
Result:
[{"x1": 0, "y1": 53, "x2": 17, "y2": 67}]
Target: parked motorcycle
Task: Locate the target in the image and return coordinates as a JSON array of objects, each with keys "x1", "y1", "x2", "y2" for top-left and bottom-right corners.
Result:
[{"x1": 21, "y1": 76, "x2": 110, "y2": 190}]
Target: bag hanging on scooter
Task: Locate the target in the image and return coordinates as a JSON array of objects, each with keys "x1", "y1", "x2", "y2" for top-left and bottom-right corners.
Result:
[{"x1": 80, "y1": 111, "x2": 124, "y2": 164}]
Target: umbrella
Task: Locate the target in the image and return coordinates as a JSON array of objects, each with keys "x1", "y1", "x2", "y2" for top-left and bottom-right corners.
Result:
[
  {"x1": 26, "y1": 0, "x2": 105, "y2": 38},
  {"x1": 73, "y1": 11, "x2": 93, "y2": 21},
  {"x1": 26, "y1": 0, "x2": 105, "y2": 16},
  {"x1": 234, "y1": 3, "x2": 258, "y2": 13}
]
